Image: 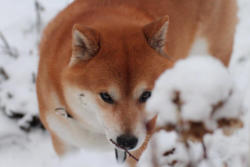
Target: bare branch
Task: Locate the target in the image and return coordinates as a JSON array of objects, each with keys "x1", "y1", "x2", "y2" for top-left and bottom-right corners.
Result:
[
  {"x1": 0, "y1": 32, "x2": 18, "y2": 58},
  {"x1": 0, "y1": 67, "x2": 9, "y2": 81},
  {"x1": 163, "y1": 148, "x2": 175, "y2": 157},
  {"x1": 202, "y1": 140, "x2": 207, "y2": 159},
  {"x1": 34, "y1": 0, "x2": 45, "y2": 34}
]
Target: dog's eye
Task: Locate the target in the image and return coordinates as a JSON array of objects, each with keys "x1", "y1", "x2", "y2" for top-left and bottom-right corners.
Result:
[
  {"x1": 139, "y1": 91, "x2": 151, "y2": 103},
  {"x1": 100, "y1": 92, "x2": 114, "y2": 104}
]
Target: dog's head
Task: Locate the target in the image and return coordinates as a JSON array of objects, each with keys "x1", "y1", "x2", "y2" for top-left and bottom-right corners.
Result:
[{"x1": 62, "y1": 16, "x2": 172, "y2": 152}]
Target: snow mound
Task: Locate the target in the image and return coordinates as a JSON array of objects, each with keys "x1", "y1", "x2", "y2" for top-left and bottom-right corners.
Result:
[
  {"x1": 146, "y1": 55, "x2": 243, "y2": 130},
  {"x1": 139, "y1": 128, "x2": 248, "y2": 167},
  {"x1": 138, "y1": 130, "x2": 190, "y2": 167}
]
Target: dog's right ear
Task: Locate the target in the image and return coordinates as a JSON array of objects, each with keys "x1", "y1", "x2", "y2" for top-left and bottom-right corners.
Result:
[
  {"x1": 70, "y1": 24, "x2": 100, "y2": 65},
  {"x1": 143, "y1": 16, "x2": 169, "y2": 57}
]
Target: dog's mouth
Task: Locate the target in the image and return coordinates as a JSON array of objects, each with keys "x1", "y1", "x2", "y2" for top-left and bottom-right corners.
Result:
[{"x1": 110, "y1": 139, "x2": 139, "y2": 164}]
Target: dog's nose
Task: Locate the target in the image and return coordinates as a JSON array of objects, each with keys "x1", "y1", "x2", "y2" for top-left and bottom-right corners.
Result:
[{"x1": 116, "y1": 134, "x2": 138, "y2": 150}]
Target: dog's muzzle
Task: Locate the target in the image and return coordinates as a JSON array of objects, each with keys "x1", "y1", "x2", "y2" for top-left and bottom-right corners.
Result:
[{"x1": 112, "y1": 134, "x2": 138, "y2": 163}]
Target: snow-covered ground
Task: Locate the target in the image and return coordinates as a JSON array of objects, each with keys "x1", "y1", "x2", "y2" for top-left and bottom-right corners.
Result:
[{"x1": 0, "y1": 0, "x2": 249, "y2": 167}]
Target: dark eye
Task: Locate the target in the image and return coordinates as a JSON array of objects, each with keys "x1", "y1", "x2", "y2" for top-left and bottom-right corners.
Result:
[
  {"x1": 139, "y1": 91, "x2": 151, "y2": 103},
  {"x1": 100, "y1": 92, "x2": 114, "y2": 104}
]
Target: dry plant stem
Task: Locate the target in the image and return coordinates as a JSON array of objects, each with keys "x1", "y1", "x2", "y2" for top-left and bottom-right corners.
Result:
[
  {"x1": 34, "y1": 0, "x2": 44, "y2": 34},
  {"x1": 173, "y1": 91, "x2": 208, "y2": 167},
  {"x1": 163, "y1": 148, "x2": 177, "y2": 167},
  {"x1": 0, "y1": 32, "x2": 18, "y2": 58},
  {"x1": 0, "y1": 67, "x2": 9, "y2": 80},
  {"x1": 110, "y1": 139, "x2": 139, "y2": 162},
  {"x1": 168, "y1": 160, "x2": 178, "y2": 166},
  {"x1": 173, "y1": 91, "x2": 191, "y2": 166},
  {"x1": 163, "y1": 148, "x2": 175, "y2": 157},
  {"x1": 173, "y1": 91, "x2": 184, "y2": 135},
  {"x1": 202, "y1": 140, "x2": 207, "y2": 159}
]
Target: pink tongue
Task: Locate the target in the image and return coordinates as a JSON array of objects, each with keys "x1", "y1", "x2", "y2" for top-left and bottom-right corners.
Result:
[{"x1": 115, "y1": 148, "x2": 127, "y2": 164}]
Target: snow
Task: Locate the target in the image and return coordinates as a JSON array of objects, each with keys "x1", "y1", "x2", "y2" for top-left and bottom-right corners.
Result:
[
  {"x1": 201, "y1": 130, "x2": 248, "y2": 167},
  {"x1": 0, "y1": 0, "x2": 249, "y2": 167},
  {"x1": 146, "y1": 55, "x2": 242, "y2": 129}
]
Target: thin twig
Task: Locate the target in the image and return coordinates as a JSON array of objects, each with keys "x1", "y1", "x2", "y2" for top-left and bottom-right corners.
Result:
[
  {"x1": 0, "y1": 67, "x2": 9, "y2": 81},
  {"x1": 110, "y1": 139, "x2": 139, "y2": 162},
  {"x1": 163, "y1": 148, "x2": 176, "y2": 156},
  {"x1": 202, "y1": 140, "x2": 207, "y2": 159},
  {"x1": 0, "y1": 32, "x2": 18, "y2": 58},
  {"x1": 34, "y1": 0, "x2": 44, "y2": 34}
]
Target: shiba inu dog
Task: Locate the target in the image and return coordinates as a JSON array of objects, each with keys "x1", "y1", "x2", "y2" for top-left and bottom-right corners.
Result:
[{"x1": 36, "y1": 0, "x2": 237, "y2": 165}]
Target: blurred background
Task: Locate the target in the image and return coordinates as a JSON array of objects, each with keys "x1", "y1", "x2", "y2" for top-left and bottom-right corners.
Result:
[{"x1": 0, "y1": 0, "x2": 249, "y2": 166}]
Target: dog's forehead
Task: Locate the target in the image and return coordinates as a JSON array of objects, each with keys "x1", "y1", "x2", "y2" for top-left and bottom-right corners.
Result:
[
  {"x1": 81, "y1": 29, "x2": 171, "y2": 94},
  {"x1": 95, "y1": 53, "x2": 160, "y2": 95}
]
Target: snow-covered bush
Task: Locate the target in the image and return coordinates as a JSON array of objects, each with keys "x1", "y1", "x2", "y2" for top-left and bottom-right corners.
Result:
[
  {"x1": 147, "y1": 55, "x2": 243, "y2": 130},
  {"x1": 140, "y1": 55, "x2": 247, "y2": 167},
  {"x1": 0, "y1": 0, "x2": 62, "y2": 132}
]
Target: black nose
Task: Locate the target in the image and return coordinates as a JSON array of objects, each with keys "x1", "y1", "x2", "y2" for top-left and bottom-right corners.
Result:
[{"x1": 116, "y1": 135, "x2": 138, "y2": 150}]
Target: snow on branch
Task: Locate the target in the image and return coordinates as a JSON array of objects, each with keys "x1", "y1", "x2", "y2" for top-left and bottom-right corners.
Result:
[{"x1": 140, "y1": 55, "x2": 245, "y2": 167}]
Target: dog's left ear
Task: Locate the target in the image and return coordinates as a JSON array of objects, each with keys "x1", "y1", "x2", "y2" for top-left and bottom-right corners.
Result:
[
  {"x1": 70, "y1": 24, "x2": 100, "y2": 66},
  {"x1": 143, "y1": 16, "x2": 169, "y2": 56}
]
